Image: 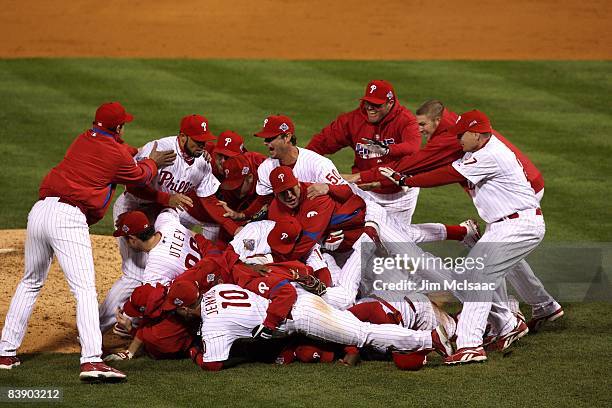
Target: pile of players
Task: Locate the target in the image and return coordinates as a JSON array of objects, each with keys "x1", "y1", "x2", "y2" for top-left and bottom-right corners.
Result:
[{"x1": 0, "y1": 80, "x2": 564, "y2": 380}]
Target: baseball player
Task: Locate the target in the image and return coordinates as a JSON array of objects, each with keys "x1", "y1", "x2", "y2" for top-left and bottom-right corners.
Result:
[
  {"x1": 354, "y1": 99, "x2": 562, "y2": 332},
  {"x1": 101, "y1": 209, "x2": 212, "y2": 336},
  {"x1": 172, "y1": 283, "x2": 453, "y2": 371},
  {"x1": 306, "y1": 80, "x2": 422, "y2": 224},
  {"x1": 380, "y1": 110, "x2": 545, "y2": 364},
  {"x1": 207, "y1": 130, "x2": 247, "y2": 179},
  {"x1": 0, "y1": 102, "x2": 176, "y2": 381},
  {"x1": 100, "y1": 114, "x2": 240, "y2": 333}
]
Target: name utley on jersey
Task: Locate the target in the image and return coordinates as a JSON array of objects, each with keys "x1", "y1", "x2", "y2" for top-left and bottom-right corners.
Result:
[{"x1": 143, "y1": 210, "x2": 201, "y2": 285}]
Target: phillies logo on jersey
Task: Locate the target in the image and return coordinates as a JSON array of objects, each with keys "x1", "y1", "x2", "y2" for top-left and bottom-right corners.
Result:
[
  {"x1": 158, "y1": 171, "x2": 195, "y2": 194},
  {"x1": 258, "y1": 282, "x2": 269, "y2": 294}
]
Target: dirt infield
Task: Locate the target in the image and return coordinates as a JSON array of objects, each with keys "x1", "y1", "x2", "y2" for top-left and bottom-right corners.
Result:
[
  {"x1": 0, "y1": 0, "x2": 610, "y2": 59},
  {"x1": 0, "y1": 0, "x2": 608, "y2": 355}
]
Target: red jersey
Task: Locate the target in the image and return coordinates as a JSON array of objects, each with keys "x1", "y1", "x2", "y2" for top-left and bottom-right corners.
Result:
[
  {"x1": 360, "y1": 109, "x2": 544, "y2": 193},
  {"x1": 268, "y1": 182, "x2": 366, "y2": 260},
  {"x1": 217, "y1": 151, "x2": 269, "y2": 217},
  {"x1": 38, "y1": 126, "x2": 158, "y2": 225},
  {"x1": 306, "y1": 101, "x2": 421, "y2": 194}
]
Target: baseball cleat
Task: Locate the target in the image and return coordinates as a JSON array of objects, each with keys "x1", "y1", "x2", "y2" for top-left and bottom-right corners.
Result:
[
  {"x1": 527, "y1": 307, "x2": 564, "y2": 333},
  {"x1": 431, "y1": 326, "x2": 453, "y2": 358},
  {"x1": 460, "y1": 219, "x2": 481, "y2": 248},
  {"x1": 488, "y1": 319, "x2": 529, "y2": 352},
  {"x1": 80, "y1": 362, "x2": 127, "y2": 383},
  {"x1": 0, "y1": 356, "x2": 21, "y2": 370},
  {"x1": 444, "y1": 346, "x2": 487, "y2": 365}
]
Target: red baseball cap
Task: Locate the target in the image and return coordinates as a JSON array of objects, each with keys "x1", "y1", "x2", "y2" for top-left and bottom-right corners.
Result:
[
  {"x1": 221, "y1": 154, "x2": 252, "y2": 191},
  {"x1": 94, "y1": 102, "x2": 134, "y2": 129},
  {"x1": 267, "y1": 217, "x2": 302, "y2": 255},
  {"x1": 361, "y1": 80, "x2": 395, "y2": 105},
  {"x1": 254, "y1": 115, "x2": 295, "y2": 138},
  {"x1": 162, "y1": 280, "x2": 200, "y2": 311},
  {"x1": 122, "y1": 283, "x2": 167, "y2": 319},
  {"x1": 113, "y1": 211, "x2": 151, "y2": 237},
  {"x1": 180, "y1": 114, "x2": 216, "y2": 142},
  {"x1": 392, "y1": 350, "x2": 428, "y2": 371},
  {"x1": 449, "y1": 110, "x2": 492, "y2": 136},
  {"x1": 269, "y1": 166, "x2": 298, "y2": 194},
  {"x1": 214, "y1": 130, "x2": 246, "y2": 157},
  {"x1": 295, "y1": 345, "x2": 335, "y2": 363}
]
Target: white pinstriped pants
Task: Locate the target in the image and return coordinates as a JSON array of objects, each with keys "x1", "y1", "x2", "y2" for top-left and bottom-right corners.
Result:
[
  {"x1": 455, "y1": 212, "x2": 545, "y2": 349},
  {"x1": 284, "y1": 289, "x2": 432, "y2": 353},
  {"x1": 0, "y1": 198, "x2": 103, "y2": 364}
]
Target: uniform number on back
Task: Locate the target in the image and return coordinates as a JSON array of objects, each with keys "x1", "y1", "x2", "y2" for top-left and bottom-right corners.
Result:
[{"x1": 219, "y1": 289, "x2": 251, "y2": 309}]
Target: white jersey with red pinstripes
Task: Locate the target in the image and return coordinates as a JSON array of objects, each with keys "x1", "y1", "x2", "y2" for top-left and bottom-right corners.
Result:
[
  {"x1": 452, "y1": 135, "x2": 539, "y2": 223},
  {"x1": 200, "y1": 284, "x2": 270, "y2": 362},
  {"x1": 125, "y1": 136, "x2": 220, "y2": 206},
  {"x1": 142, "y1": 211, "x2": 202, "y2": 285},
  {"x1": 256, "y1": 147, "x2": 346, "y2": 195}
]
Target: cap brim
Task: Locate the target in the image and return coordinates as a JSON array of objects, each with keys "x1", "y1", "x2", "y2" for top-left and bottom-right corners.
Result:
[
  {"x1": 272, "y1": 182, "x2": 298, "y2": 194},
  {"x1": 254, "y1": 130, "x2": 282, "y2": 138},
  {"x1": 122, "y1": 300, "x2": 141, "y2": 318},
  {"x1": 270, "y1": 240, "x2": 295, "y2": 255},
  {"x1": 361, "y1": 96, "x2": 388, "y2": 105},
  {"x1": 214, "y1": 148, "x2": 240, "y2": 158},
  {"x1": 220, "y1": 176, "x2": 244, "y2": 191},
  {"x1": 189, "y1": 133, "x2": 217, "y2": 142},
  {"x1": 123, "y1": 113, "x2": 134, "y2": 123}
]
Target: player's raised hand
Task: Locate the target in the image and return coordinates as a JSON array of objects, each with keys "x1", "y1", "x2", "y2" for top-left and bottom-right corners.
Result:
[
  {"x1": 306, "y1": 183, "x2": 329, "y2": 199},
  {"x1": 217, "y1": 200, "x2": 246, "y2": 220},
  {"x1": 149, "y1": 141, "x2": 177, "y2": 168},
  {"x1": 168, "y1": 193, "x2": 193, "y2": 210}
]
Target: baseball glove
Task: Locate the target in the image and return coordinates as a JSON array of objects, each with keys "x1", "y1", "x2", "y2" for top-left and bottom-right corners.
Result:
[{"x1": 296, "y1": 274, "x2": 327, "y2": 296}]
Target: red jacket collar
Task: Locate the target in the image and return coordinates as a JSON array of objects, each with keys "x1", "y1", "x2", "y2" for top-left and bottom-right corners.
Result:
[{"x1": 432, "y1": 108, "x2": 459, "y2": 139}]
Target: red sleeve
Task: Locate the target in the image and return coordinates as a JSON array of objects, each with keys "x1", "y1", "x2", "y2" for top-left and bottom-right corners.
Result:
[
  {"x1": 112, "y1": 152, "x2": 159, "y2": 186},
  {"x1": 327, "y1": 184, "x2": 354, "y2": 202},
  {"x1": 348, "y1": 301, "x2": 396, "y2": 324},
  {"x1": 405, "y1": 164, "x2": 466, "y2": 188},
  {"x1": 126, "y1": 184, "x2": 170, "y2": 206},
  {"x1": 199, "y1": 196, "x2": 241, "y2": 236},
  {"x1": 291, "y1": 197, "x2": 334, "y2": 259},
  {"x1": 242, "y1": 194, "x2": 273, "y2": 218},
  {"x1": 386, "y1": 115, "x2": 421, "y2": 157},
  {"x1": 306, "y1": 113, "x2": 353, "y2": 155}
]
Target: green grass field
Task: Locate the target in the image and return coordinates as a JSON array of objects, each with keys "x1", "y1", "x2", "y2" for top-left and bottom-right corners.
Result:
[{"x1": 0, "y1": 60, "x2": 611, "y2": 407}]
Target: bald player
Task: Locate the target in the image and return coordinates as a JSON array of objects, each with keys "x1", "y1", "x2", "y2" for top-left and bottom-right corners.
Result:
[
  {"x1": 380, "y1": 110, "x2": 545, "y2": 364},
  {"x1": 174, "y1": 283, "x2": 453, "y2": 371}
]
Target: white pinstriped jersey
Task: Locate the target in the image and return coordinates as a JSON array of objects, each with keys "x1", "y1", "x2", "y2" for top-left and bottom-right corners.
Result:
[
  {"x1": 200, "y1": 284, "x2": 270, "y2": 362},
  {"x1": 229, "y1": 220, "x2": 327, "y2": 271},
  {"x1": 123, "y1": 136, "x2": 220, "y2": 206},
  {"x1": 452, "y1": 136, "x2": 539, "y2": 223},
  {"x1": 256, "y1": 147, "x2": 346, "y2": 195},
  {"x1": 142, "y1": 211, "x2": 201, "y2": 285}
]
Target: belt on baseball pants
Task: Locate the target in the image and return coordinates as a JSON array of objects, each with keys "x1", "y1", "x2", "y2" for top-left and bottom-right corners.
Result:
[
  {"x1": 41, "y1": 196, "x2": 86, "y2": 215},
  {"x1": 494, "y1": 208, "x2": 542, "y2": 223}
]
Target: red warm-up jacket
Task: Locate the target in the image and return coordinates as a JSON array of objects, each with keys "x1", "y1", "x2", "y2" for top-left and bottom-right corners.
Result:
[
  {"x1": 306, "y1": 101, "x2": 421, "y2": 194},
  {"x1": 39, "y1": 126, "x2": 158, "y2": 225}
]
